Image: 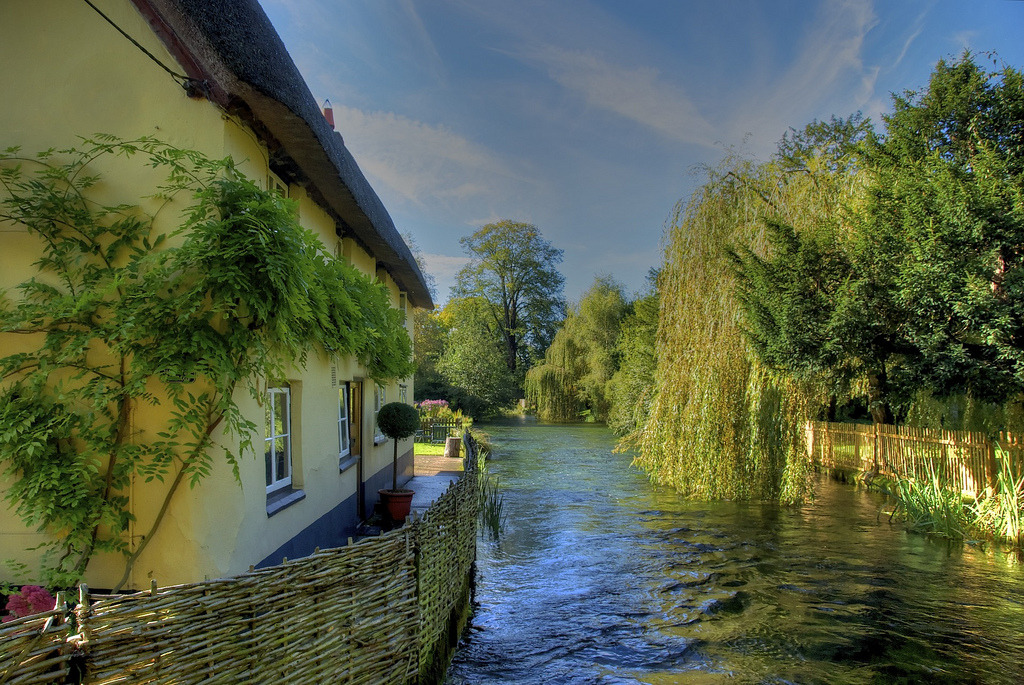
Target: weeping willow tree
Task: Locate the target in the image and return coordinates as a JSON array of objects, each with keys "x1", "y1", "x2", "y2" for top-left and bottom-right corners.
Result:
[
  {"x1": 607, "y1": 270, "x2": 659, "y2": 436},
  {"x1": 526, "y1": 276, "x2": 627, "y2": 422},
  {"x1": 632, "y1": 116, "x2": 870, "y2": 502}
]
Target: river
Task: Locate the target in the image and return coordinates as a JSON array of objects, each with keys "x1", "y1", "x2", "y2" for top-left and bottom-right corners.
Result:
[{"x1": 445, "y1": 419, "x2": 1024, "y2": 684}]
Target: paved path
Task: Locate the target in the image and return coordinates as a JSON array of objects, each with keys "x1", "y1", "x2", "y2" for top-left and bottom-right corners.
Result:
[
  {"x1": 415, "y1": 454, "x2": 465, "y2": 476},
  {"x1": 408, "y1": 453, "x2": 465, "y2": 516}
]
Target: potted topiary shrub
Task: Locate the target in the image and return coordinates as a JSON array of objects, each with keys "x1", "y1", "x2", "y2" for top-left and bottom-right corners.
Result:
[{"x1": 376, "y1": 401, "x2": 422, "y2": 521}]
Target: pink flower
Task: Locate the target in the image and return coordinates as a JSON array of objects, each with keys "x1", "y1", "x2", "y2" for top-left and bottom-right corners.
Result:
[{"x1": 2, "y1": 585, "x2": 56, "y2": 622}]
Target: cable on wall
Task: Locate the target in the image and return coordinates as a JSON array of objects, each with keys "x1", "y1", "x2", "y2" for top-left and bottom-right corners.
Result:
[{"x1": 81, "y1": 0, "x2": 208, "y2": 97}]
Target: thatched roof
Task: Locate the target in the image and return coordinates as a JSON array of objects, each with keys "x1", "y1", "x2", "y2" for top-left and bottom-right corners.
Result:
[{"x1": 136, "y1": 0, "x2": 434, "y2": 308}]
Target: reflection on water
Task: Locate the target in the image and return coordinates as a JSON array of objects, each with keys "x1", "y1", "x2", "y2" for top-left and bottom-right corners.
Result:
[{"x1": 446, "y1": 419, "x2": 1024, "y2": 684}]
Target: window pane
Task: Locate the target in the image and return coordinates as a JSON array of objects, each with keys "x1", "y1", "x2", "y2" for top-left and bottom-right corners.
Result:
[
  {"x1": 339, "y1": 387, "x2": 350, "y2": 455},
  {"x1": 265, "y1": 386, "x2": 292, "y2": 491},
  {"x1": 274, "y1": 392, "x2": 289, "y2": 436}
]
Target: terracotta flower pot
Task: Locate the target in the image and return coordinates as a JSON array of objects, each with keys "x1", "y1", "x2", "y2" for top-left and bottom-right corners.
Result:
[{"x1": 379, "y1": 488, "x2": 414, "y2": 521}]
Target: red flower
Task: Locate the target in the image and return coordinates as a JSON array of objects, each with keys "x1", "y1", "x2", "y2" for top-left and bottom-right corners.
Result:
[{"x1": 2, "y1": 585, "x2": 56, "y2": 622}]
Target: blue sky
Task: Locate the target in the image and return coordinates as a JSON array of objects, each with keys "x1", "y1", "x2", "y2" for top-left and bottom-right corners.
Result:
[{"x1": 259, "y1": 0, "x2": 1024, "y2": 305}]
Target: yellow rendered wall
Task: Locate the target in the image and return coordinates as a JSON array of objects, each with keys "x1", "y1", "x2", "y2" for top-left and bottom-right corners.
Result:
[
  {"x1": 0, "y1": 0, "x2": 415, "y2": 590},
  {"x1": 0, "y1": 0, "x2": 227, "y2": 589}
]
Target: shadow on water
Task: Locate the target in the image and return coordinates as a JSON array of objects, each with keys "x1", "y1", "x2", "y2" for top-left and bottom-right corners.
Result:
[{"x1": 447, "y1": 420, "x2": 1024, "y2": 684}]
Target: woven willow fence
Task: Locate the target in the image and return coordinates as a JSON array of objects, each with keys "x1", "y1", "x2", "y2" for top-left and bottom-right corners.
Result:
[
  {"x1": 807, "y1": 421, "x2": 1024, "y2": 495},
  {"x1": 0, "y1": 434, "x2": 482, "y2": 685}
]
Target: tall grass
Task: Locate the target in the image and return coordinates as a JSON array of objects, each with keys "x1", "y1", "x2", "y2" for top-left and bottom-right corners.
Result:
[
  {"x1": 883, "y1": 451, "x2": 1023, "y2": 548},
  {"x1": 468, "y1": 429, "x2": 505, "y2": 541},
  {"x1": 971, "y1": 450, "x2": 1023, "y2": 546},
  {"x1": 478, "y1": 474, "x2": 506, "y2": 541},
  {"x1": 884, "y1": 462, "x2": 968, "y2": 540}
]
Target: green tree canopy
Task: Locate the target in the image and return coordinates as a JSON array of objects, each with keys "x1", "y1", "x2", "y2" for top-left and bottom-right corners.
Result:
[
  {"x1": 452, "y1": 220, "x2": 566, "y2": 381},
  {"x1": 413, "y1": 306, "x2": 450, "y2": 401},
  {"x1": 526, "y1": 276, "x2": 627, "y2": 422},
  {"x1": 607, "y1": 270, "x2": 660, "y2": 437},
  {"x1": 436, "y1": 296, "x2": 519, "y2": 416},
  {"x1": 730, "y1": 54, "x2": 1024, "y2": 424},
  {"x1": 867, "y1": 53, "x2": 1024, "y2": 404}
]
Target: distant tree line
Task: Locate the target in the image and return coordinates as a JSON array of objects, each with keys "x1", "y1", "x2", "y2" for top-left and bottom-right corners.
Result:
[
  {"x1": 480, "y1": 53, "x2": 1024, "y2": 502},
  {"x1": 413, "y1": 220, "x2": 566, "y2": 418}
]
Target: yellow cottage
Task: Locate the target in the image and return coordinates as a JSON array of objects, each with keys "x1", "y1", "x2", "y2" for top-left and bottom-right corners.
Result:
[{"x1": 0, "y1": 0, "x2": 433, "y2": 590}]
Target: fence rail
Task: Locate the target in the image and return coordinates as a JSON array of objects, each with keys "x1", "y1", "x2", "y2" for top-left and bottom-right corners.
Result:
[
  {"x1": 806, "y1": 421, "x2": 1024, "y2": 495},
  {"x1": 0, "y1": 434, "x2": 483, "y2": 685},
  {"x1": 416, "y1": 419, "x2": 470, "y2": 444}
]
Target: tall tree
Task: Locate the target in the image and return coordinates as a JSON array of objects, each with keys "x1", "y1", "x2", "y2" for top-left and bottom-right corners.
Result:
[
  {"x1": 526, "y1": 276, "x2": 627, "y2": 422},
  {"x1": 636, "y1": 156, "x2": 822, "y2": 503},
  {"x1": 634, "y1": 116, "x2": 874, "y2": 502},
  {"x1": 436, "y1": 296, "x2": 518, "y2": 415},
  {"x1": 867, "y1": 53, "x2": 1024, "y2": 404},
  {"x1": 412, "y1": 306, "x2": 449, "y2": 401},
  {"x1": 731, "y1": 55, "x2": 1024, "y2": 423},
  {"x1": 452, "y1": 220, "x2": 566, "y2": 382},
  {"x1": 607, "y1": 270, "x2": 660, "y2": 437}
]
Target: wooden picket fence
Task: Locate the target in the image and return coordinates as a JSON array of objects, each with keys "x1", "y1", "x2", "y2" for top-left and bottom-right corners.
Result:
[
  {"x1": 806, "y1": 421, "x2": 1024, "y2": 495},
  {"x1": 416, "y1": 419, "x2": 470, "y2": 444},
  {"x1": 0, "y1": 434, "x2": 483, "y2": 685}
]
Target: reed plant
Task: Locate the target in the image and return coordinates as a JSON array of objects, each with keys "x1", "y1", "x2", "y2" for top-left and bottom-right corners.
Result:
[
  {"x1": 478, "y1": 474, "x2": 506, "y2": 541},
  {"x1": 970, "y1": 450, "x2": 1023, "y2": 547},
  {"x1": 884, "y1": 461, "x2": 969, "y2": 540}
]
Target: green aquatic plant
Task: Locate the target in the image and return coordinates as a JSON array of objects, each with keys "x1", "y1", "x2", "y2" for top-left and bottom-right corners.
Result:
[
  {"x1": 478, "y1": 474, "x2": 506, "y2": 541},
  {"x1": 971, "y1": 449, "x2": 1024, "y2": 546},
  {"x1": 883, "y1": 463, "x2": 969, "y2": 539}
]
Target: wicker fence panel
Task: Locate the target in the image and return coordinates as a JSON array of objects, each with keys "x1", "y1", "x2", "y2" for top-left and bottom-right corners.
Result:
[
  {"x1": 78, "y1": 530, "x2": 418, "y2": 685},
  {"x1": 2, "y1": 435, "x2": 483, "y2": 685},
  {"x1": 0, "y1": 607, "x2": 73, "y2": 684},
  {"x1": 415, "y1": 435, "x2": 480, "y2": 671}
]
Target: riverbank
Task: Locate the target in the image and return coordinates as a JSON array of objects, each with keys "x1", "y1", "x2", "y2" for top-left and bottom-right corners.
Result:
[{"x1": 447, "y1": 419, "x2": 1024, "y2": 684}]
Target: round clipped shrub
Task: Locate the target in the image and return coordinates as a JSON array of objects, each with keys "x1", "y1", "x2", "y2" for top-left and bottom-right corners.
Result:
[{"x1": 377, "y1": 402, "x2": 421, "y2": 440}]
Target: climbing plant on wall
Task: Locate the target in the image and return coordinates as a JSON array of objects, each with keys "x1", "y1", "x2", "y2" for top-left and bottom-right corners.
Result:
[{"x1": 0, "y1": 136, "x2": 413, "y2": 588}]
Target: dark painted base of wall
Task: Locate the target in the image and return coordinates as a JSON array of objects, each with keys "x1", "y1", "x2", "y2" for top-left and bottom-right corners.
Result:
[
  {"x1": 361, "y1": 447, "x2": 415, "y2": 518},
  {"x1": 256, "y1": 447, "x2": 414, "y2": 569}
]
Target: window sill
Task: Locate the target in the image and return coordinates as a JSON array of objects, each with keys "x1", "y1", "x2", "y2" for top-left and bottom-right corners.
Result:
[
  {"x1": 373, "y1": 435, "x2": 388, "y2": 446},
  {"x1": 266, "y1": 487, "x2": 305, "y2": 517},
  {"x1": 338, "y1": 454, "x2": 358, "y2": 472}
]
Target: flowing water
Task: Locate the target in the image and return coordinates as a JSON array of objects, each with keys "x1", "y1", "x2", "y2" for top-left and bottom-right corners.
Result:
[{"x1": 445, "y1": 419, "x2": 1024, "y2": 684}]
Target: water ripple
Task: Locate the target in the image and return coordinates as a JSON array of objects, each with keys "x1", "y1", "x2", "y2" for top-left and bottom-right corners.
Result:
[{"x1": 447, "y1": 421, "x2": 1024, "y2": 684}]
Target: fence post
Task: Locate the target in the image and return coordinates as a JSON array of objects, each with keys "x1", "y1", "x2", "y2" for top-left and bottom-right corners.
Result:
[
  {"x1": 987, "y1": 438, "x2": 999, "y2": 493},
  {"x1": 872, "y1": 423, "x2": 879, "y2": 473},
  {"x1": 853, "y1": 427, "x2": 861, "y2": 470}
]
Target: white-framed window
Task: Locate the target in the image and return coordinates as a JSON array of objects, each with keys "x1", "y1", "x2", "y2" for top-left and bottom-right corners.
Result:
[
  {"x1": 268, "y1": 171, "x2": 288, "y2": 198},
  {"x1": 399, "y1": 384, "x2": 408, "y2": 404},
  {"x1": 374, "y1": 384, "x2": 386, "y2": 443},
  {"x1": 265, "y1": 385, "x2": 292, "y2": 494},
  {"x1": 338, "y1": 383, "x2": 351, "y2": 458}
]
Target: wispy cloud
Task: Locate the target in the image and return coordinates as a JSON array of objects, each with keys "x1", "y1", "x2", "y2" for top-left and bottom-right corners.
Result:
[
  {"x1": 333, "y1": 105, "x2": 521, "y2": 207},
  {"x1": 422, "y1": 253, "x2": 471, "y2": 302},
  {"x1": 397, "y1": 0, "x2": 448, "y2": 85},
  {"x1": 527, "y1": 47, "x2": 718, "y2": 148},
  {"x1": 952, "y1": 30, "x2": 980, "y2": 53},
  {"x1": 727, "y1": 0, "x2": 878, "y2": 155}
]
